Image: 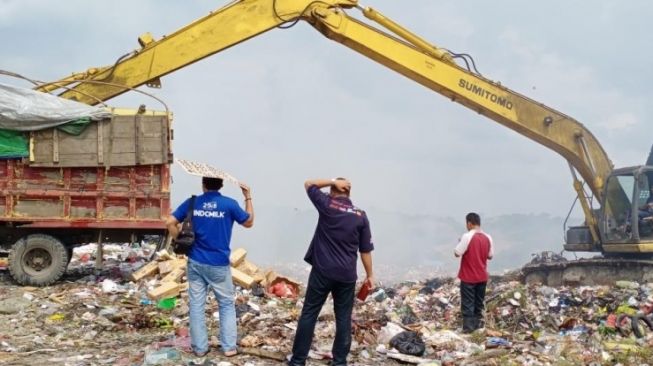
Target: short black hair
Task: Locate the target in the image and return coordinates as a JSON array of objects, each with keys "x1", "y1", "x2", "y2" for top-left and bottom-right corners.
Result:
[
  {"x1": 466, "y1": 212, "x2": 481, "y2": 226},
  {"x1": 202, "y1": 177, "x2": 223, "y2": 191}
]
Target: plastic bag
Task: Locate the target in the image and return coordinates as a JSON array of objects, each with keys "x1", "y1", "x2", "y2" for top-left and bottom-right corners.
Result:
[{"x1": 389, "y1": 331, "x2": 425, "y2": 356}]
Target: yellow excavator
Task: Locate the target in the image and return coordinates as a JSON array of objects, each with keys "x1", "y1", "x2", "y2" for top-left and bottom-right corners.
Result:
[{"x1": 36, "y1": 0, "x2": 653, "y2": 284}]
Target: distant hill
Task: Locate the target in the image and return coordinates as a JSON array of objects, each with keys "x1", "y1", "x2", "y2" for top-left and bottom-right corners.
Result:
[{"x1": 231, "y1": 206, "x2": 573, "y2": 282}]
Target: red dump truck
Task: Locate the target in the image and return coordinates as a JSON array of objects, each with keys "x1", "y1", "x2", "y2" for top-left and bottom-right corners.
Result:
[{"x1": 0, "y1": 107, "x2": 172, "y2": 286}]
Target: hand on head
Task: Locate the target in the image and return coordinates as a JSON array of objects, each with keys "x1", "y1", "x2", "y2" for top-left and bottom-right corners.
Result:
[{"x1": 333, "y1": 178, "x2": 351, "y2": 194}]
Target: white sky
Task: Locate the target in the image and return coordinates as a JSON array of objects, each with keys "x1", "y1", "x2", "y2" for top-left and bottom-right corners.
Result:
[{"x1": 2, "y1": 1, "x2": 652, "y2": 268}]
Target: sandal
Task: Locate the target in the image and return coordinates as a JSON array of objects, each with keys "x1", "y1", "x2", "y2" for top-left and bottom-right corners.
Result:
[{"x1": 224, "y1": 350, "x2": 238, "y2": 357}]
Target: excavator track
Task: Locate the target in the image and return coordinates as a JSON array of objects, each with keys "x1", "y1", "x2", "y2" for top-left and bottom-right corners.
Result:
[{"x1": 522, "y1": 257, "x2": 653, "y2": 286}]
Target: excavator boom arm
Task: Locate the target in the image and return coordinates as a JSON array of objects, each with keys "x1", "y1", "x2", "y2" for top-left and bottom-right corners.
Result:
[
  {"x1": 40, "y1": 0, "x2": 614, "y2": 238},
  {"x1": 36, "y1": 0, "x2": 358, "y2": 103},
  {"x1": 308, "y1": 5, "x2": 613, "y2": 199}
]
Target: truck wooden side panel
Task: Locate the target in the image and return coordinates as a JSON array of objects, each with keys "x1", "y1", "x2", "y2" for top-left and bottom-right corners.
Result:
[{"x1": 0, "y1": 159, "x2": 170, "y2": 230}]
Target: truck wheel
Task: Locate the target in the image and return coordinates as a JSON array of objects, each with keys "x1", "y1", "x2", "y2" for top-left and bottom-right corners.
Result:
[{"x1": 8, "y1": 234, "x2": 69, "y2": 286}]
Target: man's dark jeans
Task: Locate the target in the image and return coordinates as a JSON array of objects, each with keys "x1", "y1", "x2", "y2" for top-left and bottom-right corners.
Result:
[
  {"x1": 289, "y1": 269, "x2": 355, "y2": 366},
  {"x1": 460, "y1": 281, "x2": 487, "y2": 333}
]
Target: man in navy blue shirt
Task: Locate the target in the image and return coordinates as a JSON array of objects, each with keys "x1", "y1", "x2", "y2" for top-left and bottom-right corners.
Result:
[
  {"x1": 166, "y1": 176, "x2": 253, "y2": 358},
  {"x1": 289, "y1": 177, "x2": 374, "y2": 366}
]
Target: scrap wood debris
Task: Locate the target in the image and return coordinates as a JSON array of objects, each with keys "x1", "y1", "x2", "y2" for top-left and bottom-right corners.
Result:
[{"x1": 133, "y1": 247, "x2": 300, "y2": 301}]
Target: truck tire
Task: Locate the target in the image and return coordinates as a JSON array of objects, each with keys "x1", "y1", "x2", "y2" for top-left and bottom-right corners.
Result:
[
  {"x1": 8, "y1": 234, "x2": 69, "y2": 286},
  {"x1": 631, "y1": 314, "x2": 653, "y2": 338}
]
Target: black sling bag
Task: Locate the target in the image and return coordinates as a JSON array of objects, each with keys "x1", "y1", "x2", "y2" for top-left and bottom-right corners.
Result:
[{"x1": 172, "y1": 195, "x2": 196, "y2": 255}]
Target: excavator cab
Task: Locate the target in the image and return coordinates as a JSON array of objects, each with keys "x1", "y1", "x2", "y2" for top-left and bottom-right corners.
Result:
[
  {"x1": 566, "y1": 166, "x2": 653, "y2": 252},
  {"x1": 602, "y1": 167, "x2": 653, "y2": 244}
]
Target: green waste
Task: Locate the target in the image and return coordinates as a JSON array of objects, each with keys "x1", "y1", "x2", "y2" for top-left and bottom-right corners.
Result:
[{"x1": 157, "y1": 297, "x2": 177, "y2": 310}]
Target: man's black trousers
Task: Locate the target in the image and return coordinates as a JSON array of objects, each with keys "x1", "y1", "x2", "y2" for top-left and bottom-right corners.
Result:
[
  {"x1": 460, "y1": 281, "x2": 487, "y2": 333},
  {"x1": 289, "y1": 269, "x2": 355, "y2": 366}
]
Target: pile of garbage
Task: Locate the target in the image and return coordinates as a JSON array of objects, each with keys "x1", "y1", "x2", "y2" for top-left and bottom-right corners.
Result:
[{"x1": 2, "y1": 244, "x2": 653, "y2": 365}]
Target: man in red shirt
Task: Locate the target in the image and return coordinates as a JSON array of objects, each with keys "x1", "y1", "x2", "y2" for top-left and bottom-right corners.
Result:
[{"x1": 454, "y1": 212, "x2": 494, "y2": 333}]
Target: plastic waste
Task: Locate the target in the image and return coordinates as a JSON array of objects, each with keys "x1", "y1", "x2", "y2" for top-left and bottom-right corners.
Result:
[
  {"x1": 48, "y1": 313, "x2": 65, "y2": 322},
  {"x1": 154, "y1": 337, "x2": 192, "y2": 353},
  {"x1": 251, "y1": 283, "x2": 265, "y2": 297},
  {"x1": 384, "y1": 288, "x2": 397, "y2": 299},
  {"x1": 99, "y1": 307, "x2": 118, "y2": 317},
  {"x1": 389, "y1": 331, "x2": 426, "y2": 356},
  {"x1": 397, "y1": 305, "x2": 419, "y2": 325},
  {"x1": 235, "y1": 303, "x2": 252, "y2": 318},
  {"x1": 143, "y1": 347, "x2": 181, "y2": 365},
  {"x1": 615, "y1": 280, "x2": 640, "y2": 290},
  {"x1": 377, "y1": 322, "x2": 404, "y2": 344},
  {"x1": 559, "y1": 325, "x2": 589, "y2": 336},
  {"x1": 486, "y1": 337, "x2": 511, "y2": 348},
  {"x1": 372, "y1": 288, "x2": 387, "y2": 302},
  {"x1": 101, "y1": 279, "x2": 119, "y2": 293},
  {"x1": 268, "y1": 281, "x2": 297, "y2": 299},
  {"x1": 79, "y1": 253, "x2": 91, "y2": 263},
  {"x1": 157, "y1": 297, "x2": 177, "y2": 310}
]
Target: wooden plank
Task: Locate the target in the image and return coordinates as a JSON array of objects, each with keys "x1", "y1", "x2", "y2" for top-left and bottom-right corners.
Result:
[
  {"x1": 159, "y1": 258, "x2": 186, "y2": 275},
  {"x1": 147, "y1": 281, "x2": 180, "y2": 300},
  {"x1": 108, "y1": 139, "x2": 163, "y2": 153},
  {"x1": 156, "y1": 249, "x2": 176, "y2": 261},
  {"x1": 230, "y1": 248, "x2": 247, "y2": 267},
  {"x1": 161, "y1": 267, "x2": 184, "y2": 283},
  {"x1": 139, "y1": 151, "x2": 166, "y2": 165},
  {"x1": 160, "y1": 116, "x2": 167, "y2": 162},
  {"x1": 158, "y1": 260, "x2": 176, "y2": 275},
  {"x1": 131, "y1": 261, "x2": 159, "y2": 281},
  {"x1": 237, "y1": 260, "x2": 259, "y2": 276},
  {"x1": 58, "y1": 142, "x2": 100, "y2": 155},
  {"x1": 134, "y1": 114, "x2": 141, "y2": 165},
  {"x1": 107, "y1": 152, "x2": 137, "y2": 166},
  {"x1": 52, "y1": 129, "x2": 59, "y2": 163},
  {"x1": 253, "y1": 272, "x2": 265, "y2": 284},
  {"x1": 97, "y1": 119, "x2": 104, "y2": 164},
  {"x1": 37, "y1": 154, "x2": 99, "y2": 167},
  {"x1": 231, "y1": 267, "x2": 255, "y2": 289}
]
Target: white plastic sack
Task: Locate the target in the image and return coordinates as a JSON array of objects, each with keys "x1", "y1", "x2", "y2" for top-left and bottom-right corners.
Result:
[
  {"x1": 0, "y1": 83, "x2": 111, "y2": 131},
  {"x1": 377, "y1": 322, "x2": 405, "y2": 345}
]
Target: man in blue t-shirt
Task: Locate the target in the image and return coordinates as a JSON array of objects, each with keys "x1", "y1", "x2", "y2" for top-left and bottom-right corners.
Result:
[
  {"x1": 289, "y1": 177, "x2": 374, "y2": 366},
  {"x1": 166, "y1": 176, "x2": 253, "y2": 358}
]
